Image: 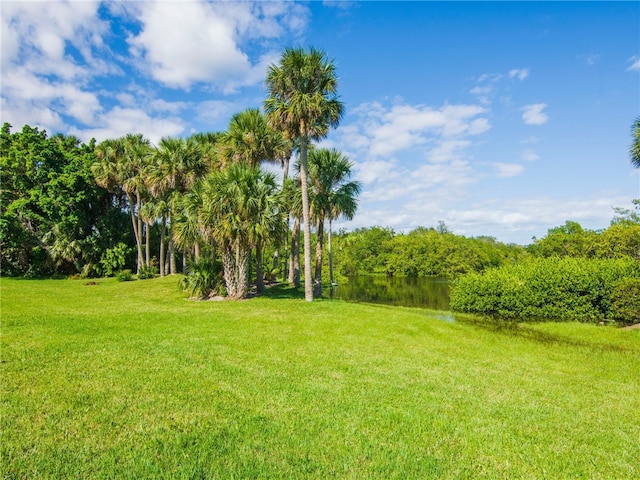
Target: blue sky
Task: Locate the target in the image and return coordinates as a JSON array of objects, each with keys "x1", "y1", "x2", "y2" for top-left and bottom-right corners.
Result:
[{"x1": 2, "y1": 1, "x2": 638, "y2": 244}]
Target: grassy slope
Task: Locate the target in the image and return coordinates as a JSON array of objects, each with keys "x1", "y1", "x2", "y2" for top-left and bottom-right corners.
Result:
[{"x1": 1, "y1": 276, "x2": 639, "y2": 479}]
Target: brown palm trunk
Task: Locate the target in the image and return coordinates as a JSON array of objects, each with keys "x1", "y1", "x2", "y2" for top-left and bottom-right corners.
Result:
[
  {"x1": 145, "y1": 220, "x2": 151, "y2": 268},
  {"x1": 256, "y1": 240, "x2": 265, "y2": 294},
  {"x1": 299, "y1": 138, "x2": 313, "y2": 301},
  {"x1": 221, "y1": 242, "x2": 236, "y2": 298},
  {"x1": 328, "y1": 218, "x2": 335, "y2": 286},
  {"x1": 159, "y1": 216, "x2": 166, "y2": 276},
  {"x1": 128, "y1": 193, "x2": 143, "y2": 274},
  {"x1": 289, "y1": 216, "x2": 300, "y2": 287},
  {"x1": 313, "y1": 215, "x2": 324, "y2": 297}
]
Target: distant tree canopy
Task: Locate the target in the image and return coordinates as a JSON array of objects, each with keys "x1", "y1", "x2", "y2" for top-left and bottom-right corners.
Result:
[
  {"x1": 332, "y1": 225, "x2": 527, "y2": 280},
  {"x1": 330, "y1": 205, "x2": 640, "y2": 281}
]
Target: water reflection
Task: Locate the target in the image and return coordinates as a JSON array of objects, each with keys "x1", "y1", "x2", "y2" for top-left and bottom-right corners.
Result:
[{"x1": 331, "y1": 276, "x2": 450, "y2": 310}]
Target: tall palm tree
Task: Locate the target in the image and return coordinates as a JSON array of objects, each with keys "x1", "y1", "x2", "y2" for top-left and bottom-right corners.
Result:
[
  {"x1": 265, "y1": 47, "x2": 344, "y2": 301},
  {"x1": 148, "y1": 136, "x2": 204, "y2": 275},
  {"x1": 246, "y1": 172, "x2": 284, "y2": 294},
  {"x1": 93, "y1": 134, "x2": 152, "y2": 274},
  {"x1": 631, "y1": 116, "x2": 640, "y2": 169},
  {"x1": 173, "y1": 181, "x2": 207, "y2": 265},
  {"x1": 307, "y1": 148, "x2": 361, "y2": 296},
  {"x1": 222, "y1": 108, "x2": 290, "y2": 286}
]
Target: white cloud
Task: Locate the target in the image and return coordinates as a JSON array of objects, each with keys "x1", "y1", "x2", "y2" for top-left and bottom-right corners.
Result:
[
  {"x1": 347, "y1": 101, "x2": 489, "y2": 158},
  {"x1": 1, "y1": 0, "x2": 109, "y2": 79},
  {"x1": 521, "y1": 149, "x2": 540, "y2": 162},
  {"x1": 477, "y1": 73, "x2": 503, "y2": 83},
  {"x1": 355, "y1": 159, "x2": 400, "y2": 185},
  {"x1": 195, "y1": 100, "x2": 245, "y2": 128},
  {"x1": 426, "y1": 140, "x2": 471, "y2": 163},
  {"x1": 127, "y1": 1, "x2": 308, "y2": 91},
  {"x1": 521, "y1": 103, "x2": 549, "y2": 125},
  {"x1": 508, "y1": 68, "x2": 529, "y2": 80},
  {"x1": 70, "y1": 107, "x2": 184, "y2": 144},
  {"x1": 627, "y1": 55, "x2": 640, "y2": 71},
  {"x1": 579, "y1": 54, "x2": 601, "y2": 66},
  {"x1": 492, "y1": 162, "x2": 524, "y2": 178}
]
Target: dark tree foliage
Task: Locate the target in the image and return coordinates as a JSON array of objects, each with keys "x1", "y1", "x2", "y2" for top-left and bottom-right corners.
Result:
[{"x1": 1, "y1": 123, "x2": 131, "y2": 276}]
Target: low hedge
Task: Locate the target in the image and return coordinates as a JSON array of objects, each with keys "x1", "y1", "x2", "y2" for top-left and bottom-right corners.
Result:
[{"x1": 450, "y1": 257, "x2": 640, "y2": 323}]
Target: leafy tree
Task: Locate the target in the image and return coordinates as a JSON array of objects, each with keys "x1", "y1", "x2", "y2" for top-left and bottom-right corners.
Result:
[
  {"x1": 334, "y1": 227, "x2": 396, "y2": 277},
  {"x1": 528, "y1": 221, "x2": 597, "y2": 258},
  {"x1": 265, "y1": 47, "x2": 344, "y2": 301},
  {"x1": 281, "y1": 177, "x2": 302, "y2": 287},
  {"x1": 1, "y1": 123, "x2": 129, "y2": 276}
]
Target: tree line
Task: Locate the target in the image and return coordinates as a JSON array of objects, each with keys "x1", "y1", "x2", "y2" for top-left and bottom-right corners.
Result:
[{"x1": 1, "y1": 47, "x2": 361, "y2": 301}]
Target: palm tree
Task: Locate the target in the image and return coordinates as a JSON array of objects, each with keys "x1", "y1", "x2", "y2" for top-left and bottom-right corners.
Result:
[
  {"x1": 199, "y1": 163, "x2": 281, "y2": 299},
  {"x1": 246, "y1": 172, "x2": 284, "y2": 294},
  {"x1": 631, "y1": 116, "x2": 640, "y2": 169},
  {"x1": 173, "y1": 181, "x2": 207, "y2": 265},
  {"x1": 148, "y1": 136, "x2": 204, "y2": 275},
  {"x1": 93, "y1": 134, "x2": 152, "y2": 274},
  {"x1": 222, "y1": 108, "x2": 290, "y2": 287},
  {"x1": 281, "y1": 177, "x2": 302, "y2": 287},
  {"x1": 223, "y1": 108, "x2": 288, "y2": 168},
  {"x1": 307, "y1": 148, "x2": 362, "y2": 296},
  {"x1": 264, "y1": 47, "x2": 344, "y2": 301}
]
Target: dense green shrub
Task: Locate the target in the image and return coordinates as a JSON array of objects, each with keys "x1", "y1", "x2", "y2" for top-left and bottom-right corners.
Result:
[
  {"x1": 137, "y1": 263, "x2": 158, "y2": 280},
  {"x1": 179, "y1": 257, "x2": 225, "y2": 299},
  {"x1": 450, "y1": 257, "x2": 640, "y2": 322},
  {"x1": 115, "y1": 269, "x2": 133, "y2": 282},
  {"x1": 609, "y1": 277, "x2": 640, "y2": 324},
  {"x1": 99, "y1": 242, "x2": 131, "y2": 277}
]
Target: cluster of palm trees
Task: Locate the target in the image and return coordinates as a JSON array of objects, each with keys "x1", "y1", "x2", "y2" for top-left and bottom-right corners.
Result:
[{"x1": 91, "y1": 47, "x2": 361, "y2": 301}]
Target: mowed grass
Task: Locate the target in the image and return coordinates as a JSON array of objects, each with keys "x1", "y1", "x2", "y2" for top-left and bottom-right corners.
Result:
[{"x1": 1, "y1": 277, "x2": 639, "y2": 479}]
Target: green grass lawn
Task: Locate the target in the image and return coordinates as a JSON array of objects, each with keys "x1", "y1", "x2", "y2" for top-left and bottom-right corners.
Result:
[{"x1": 2, "y1": 276, "x2": 639, "y2": 479}]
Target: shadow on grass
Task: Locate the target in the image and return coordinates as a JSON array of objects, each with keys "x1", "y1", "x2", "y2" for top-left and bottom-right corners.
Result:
[
  {"x1": 261, "y1": 283, "x2": 306, "y2": 300},
  {"x1": 456, "y1": 314, "x2": 633, "y2": 352}
]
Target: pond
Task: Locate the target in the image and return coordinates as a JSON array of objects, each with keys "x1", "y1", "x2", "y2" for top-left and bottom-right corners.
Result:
[{"x1": 330, "y1": 275, "x2": 450, "y2": 311}]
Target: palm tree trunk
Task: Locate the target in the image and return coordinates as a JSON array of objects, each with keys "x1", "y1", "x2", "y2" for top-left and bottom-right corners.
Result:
[
  {"x1": 256, "y1": 240, "x2": 265, "y2": 294},
  {"x1": 235, "y1": 240, "x2": 250, "y2": 299},
  {"x1": 289, "y1": 216, "x2": 300, "y2": 287},
  {"x1": 221, "y1": 242, "x2": 236, "y2": 299},
  {"x1": 159, "y1": 216, "x2": 166, "y2": 276},
  {"x1": 328, "y1": 218, "x2": 335, "y2": 286},
  {"x1": 313, "y1": 216, "x2": 324, "y2": 297},
  {"x1": 128, "y1": 193, "x2": 143, "y2": 274},
  {"x1": 299, "y1": 138, "x2": 313, "y2": 301},
  {"x1": 169, "y1": 237, "x2": 176, "y2": 274},
  {"x1": 145, "y1": 220, "x2": 151, "y2": 268},
  {"x1": 136, "y1": 196, "x2": 144, "y2": 271},
  {"x1": 272, "y1": 152, "x2": 292, "y2": 283}
]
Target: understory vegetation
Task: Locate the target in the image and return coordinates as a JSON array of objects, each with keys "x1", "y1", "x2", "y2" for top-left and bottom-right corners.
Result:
[{"x1": 2, "y1": 277, "x2": 639, "y2": 479}]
